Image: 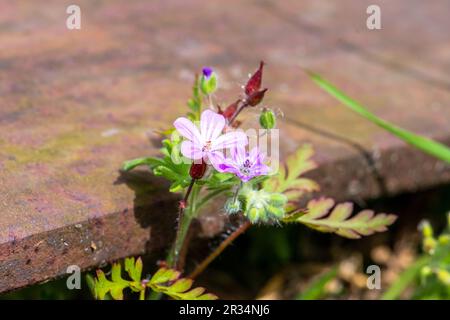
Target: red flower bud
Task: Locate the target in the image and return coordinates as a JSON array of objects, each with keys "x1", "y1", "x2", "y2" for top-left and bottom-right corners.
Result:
[
  {"x1": 189, "y1": 159, "x2": 207, "y2": 179},
  {"x1": 245, "y1": 61, "x2": 264, "y2": 96},
  {"x1": 222, "y1": 99, "x2": 241, "y2": 119},
  {"x1": 246, "y1": 88, "x2": 268, "y2": 107}
]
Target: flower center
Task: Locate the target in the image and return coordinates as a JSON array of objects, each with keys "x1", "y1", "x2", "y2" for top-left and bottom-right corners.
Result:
[
  {"x1": 202, "y1": 140, "x2": 212, "y2": 152},
  {"x1": 240, "y1": 159, "x2": 252, "y2": 175}
]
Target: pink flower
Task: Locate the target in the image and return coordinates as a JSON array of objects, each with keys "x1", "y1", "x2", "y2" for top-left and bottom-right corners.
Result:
[
  {"x1": 174, "y1": 110, "x2": 248, "y2": 168},
  {"x1": 217, "y1": 145, "x2": 270, "y2": 182}
]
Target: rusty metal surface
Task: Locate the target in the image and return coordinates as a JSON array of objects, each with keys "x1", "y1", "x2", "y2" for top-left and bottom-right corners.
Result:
[{"x1": 0, "y1": 0, "x2": 449, "y2": 293}]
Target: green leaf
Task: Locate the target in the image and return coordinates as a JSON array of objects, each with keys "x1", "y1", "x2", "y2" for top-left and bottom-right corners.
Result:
[
  {"x1": 297, "y1": 267, "x2": 338, "y2": 300},
  {"x1": 124, "y1": 257, "x2": 143, "y2": 284},
  {"x1": 91, "y1": 258, "x2": 217, "y2": 300},
  {"x1": 263, "y1": 144, "x2": 319, "y2": 200},
  {"x1": 123, "y1": 157, "x2": 160, "y2": 171},
  {"x1": 284, "y1": 197, "x2": 397, "y2": 239},
  {"x1": 307, "y1": 71, "x2": 450, "y2": 164},
  {"x1": 150, "y1": 268, "x2": 180, "y2": 284},
  {"x1": 205, "y1": 171, "x2": 238, "y2": 191},
  {"x1": 93, "y1": 264, "x2": 131, "y2": 300},
  {"x1": 147, "y1": 267, "x2": 218, "y2": 300}
]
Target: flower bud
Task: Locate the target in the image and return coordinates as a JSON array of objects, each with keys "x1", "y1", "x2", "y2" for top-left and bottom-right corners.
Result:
[
  {"x1": 200, "y1": 67, "x2": 217, "y2": 95},
  {"x1": 245, "y1": 61, "x2": 264, "y2": 96},
  {"x1": 221, "y1": 99, "x2": 240, "y2": 120},
  {"x1": 269, "y1": 193, "x2": 287, "y2": 207},
  {"x1": 246, "y1": 88, "x2": 268, "y2": 107},
  {"x1": 259, "y1": 108, "x2": 276, "y2": 129},
  {"x1": 189, "y1": 159, "x2": 207, "y2": 179},
  {"x1": 248, "y1": 207, "x2": 263, "y2": 223}
]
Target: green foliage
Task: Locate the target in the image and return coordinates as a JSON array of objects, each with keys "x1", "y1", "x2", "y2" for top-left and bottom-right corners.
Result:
[
  {"x1": 414, "y1": 215, "x2": 450, "y2": 299},
  {"x1": 283, "y1": 197, "x2": 397, "y2": 239},
  {"x1": 382, "y1": 257, "x2": 430, "y2": 300},
  {"x1": 122, "y1": 157, "x2": 157, "y2": 171},
  {"x1": 297, "y1": 267, "x2": 338, "y2": 300},
  {"x1": 93, "y1": 257, "x2": 143, "y2": 300},
  {"x1": 263, "y1": 144, "x2": 319, "y2": 203},
  {"x1": 91, "y1": 257, "x2": 217, "y2": 300},
  {"x1": 308, "y1": 71, "x2": 450, "y2": 164},
  {"x1": 204, "y1": 171, "x2": 238, "y2": 191},
  {"x1": 148, "y1": 268, "x2": 217, "y2": 300},
  {"x1": 382, "y1": 213, "x2": 450, "y2": 300},
  {"x1": 187, "y1": 75, "x2": 202, "y2": 121},
  {"x1": 123, "y1": 136, "x2": 191, "y2": 193}
]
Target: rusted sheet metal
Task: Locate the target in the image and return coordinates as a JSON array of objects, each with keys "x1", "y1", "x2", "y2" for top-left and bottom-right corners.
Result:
[{"x1": 0, "y1": 0, "x2": 449, "y2": 292}]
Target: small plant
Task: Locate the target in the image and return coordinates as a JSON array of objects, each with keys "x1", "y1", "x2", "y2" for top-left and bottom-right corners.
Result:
[
  {"x1": 89, "y1": 257, "x2": 216, "y2": 300},
  {"x1": 91, "y1": 62, "x2": 397, "y2": 300},
  {"x1": 383, "y1": 213, "x2": 450, "y2": 300}
]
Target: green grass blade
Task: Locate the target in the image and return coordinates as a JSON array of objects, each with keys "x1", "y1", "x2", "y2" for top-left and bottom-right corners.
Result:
[
  {"x1": 381, "y1": 256, "x2": 430, "y2": 300},
  {"x1": 307, "y1": 71, "x2": 450, "y2": 164},
  {"x1": 296, "y1": 267, "x2": 338, "y2": 300}
]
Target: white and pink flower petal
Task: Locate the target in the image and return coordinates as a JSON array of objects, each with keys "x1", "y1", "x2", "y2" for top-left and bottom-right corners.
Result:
[
  {"x1": 211, "y1": 131, "x2": 248, "y2": 153},
  {"x1": 174, "y1": 117, "x2": 203, "y2": 145},
  {"x1": 200, "y1": 110, "x2": 225, "y2": 142},
  {"x1": 180, "y1": 140, "x2": 204, "y2": 160}
]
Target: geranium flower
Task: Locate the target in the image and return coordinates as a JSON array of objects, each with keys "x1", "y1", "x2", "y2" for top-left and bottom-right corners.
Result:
[
  {"x1": 217, "y1": 145, "x2": 270, "y2": 182},
  {"x1": 174, "y1": 110, "x2": 248, "y2": 167}
]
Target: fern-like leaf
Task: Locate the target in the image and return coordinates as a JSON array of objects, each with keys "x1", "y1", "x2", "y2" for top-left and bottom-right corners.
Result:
[
  {"x1": 91, "y1": 258, "x2": 217, "y2": 300},
  {"x1": 263, "y1": 144, "x2": 319, "y2": 201},
  {"x1": 284, "y1": 197, "x2": 397, "y2": 239},
  {"x1": 148, "y1": 268, "x2": 218, "y2": 300},
  {"x1": 94, "y1": 263, "x2": 131, "y2": 300}
]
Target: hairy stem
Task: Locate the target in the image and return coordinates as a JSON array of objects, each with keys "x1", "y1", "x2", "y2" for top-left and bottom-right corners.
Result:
[
  {"x1": 189, "y1": 220, "x2": 251, "y2": 279},
  {"x1": 167, "y1": 179, "x2": 196, "y2": 269},
  {"x1": 228, "y1": 101, "x2": 249, "y2": 124},
  {"x1": 232, "y1": 181, "x2": 243, "y2": 203}
]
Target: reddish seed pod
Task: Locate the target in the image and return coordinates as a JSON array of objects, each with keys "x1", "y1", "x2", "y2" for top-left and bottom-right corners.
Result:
[
  {"x1": 246, "y1": 88, "x2": 268, "y2": 107},
  {"x1": 245, "y1": 61, "x2": 264, "y2": 96},
  {"x1": 189, "y1": 159, "x2": 207, "y2": 179},
  {"x1": 222, "y1": 99, "x2": 241, "y2": 119}
]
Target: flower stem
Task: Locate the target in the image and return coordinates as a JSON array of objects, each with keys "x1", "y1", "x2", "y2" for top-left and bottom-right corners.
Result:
[
  {"x1": 167, "y1": 179, "x2": 196, "y2": 269},
  {"x1": 232, "y1": 181, "x2": 243, "y2": 203},
  {"x1": 139, "y1": 288, "x2": 146, "y2": 300},
  {"x1": 188, "y1": 220, "x2": 251, "y2": 279},
  {"x1": 228, "y1": 101, "x2": 249, "y2": 124}
]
